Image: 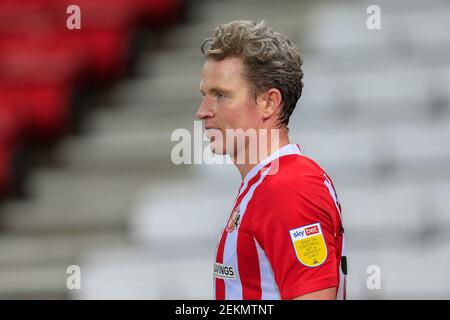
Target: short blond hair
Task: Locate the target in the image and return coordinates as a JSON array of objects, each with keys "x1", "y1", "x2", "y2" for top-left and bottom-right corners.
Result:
[{"x1": 201, "y1": 20, "x2": 304, "y2": 127}]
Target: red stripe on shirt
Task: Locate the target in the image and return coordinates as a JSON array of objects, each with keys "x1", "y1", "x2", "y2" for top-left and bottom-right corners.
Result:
[
  {"x1": 215, "y1": 229, "x2": 227, "y2": 300},
  {"x1": 237, "y1": 225, "x2": 262, "y2": 299}
]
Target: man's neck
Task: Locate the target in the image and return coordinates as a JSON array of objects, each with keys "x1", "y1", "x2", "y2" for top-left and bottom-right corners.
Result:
[{"x1": 232, "y1": 129, "x2": 290, "y2": 180}]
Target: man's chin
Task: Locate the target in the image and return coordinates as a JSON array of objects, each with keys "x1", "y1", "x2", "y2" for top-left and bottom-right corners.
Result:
[{"x1": 209, "y1": 139, "x2": 227, "y2": 155}]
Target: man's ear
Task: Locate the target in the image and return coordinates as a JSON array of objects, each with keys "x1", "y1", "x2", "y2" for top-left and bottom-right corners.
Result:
[{"x1": 258, "y1": 88, "x2": 283, "y2": 120}]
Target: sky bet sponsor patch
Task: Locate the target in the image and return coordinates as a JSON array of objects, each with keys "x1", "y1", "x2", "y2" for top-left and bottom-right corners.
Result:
[
  {"x1": 214, "y1": 263, "x2": 236, "y2": 280},
  {"x1": 289, "y1": 222, "x2": 327, "y2": 267}
]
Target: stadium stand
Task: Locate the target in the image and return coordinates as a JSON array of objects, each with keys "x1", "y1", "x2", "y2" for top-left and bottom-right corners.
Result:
[{"x1": 0, "y1": 0, "x2": 449, "y2": 299}]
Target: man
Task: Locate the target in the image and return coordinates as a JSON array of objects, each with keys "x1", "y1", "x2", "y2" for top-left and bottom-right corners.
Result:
[{"x1": 196, "y1": 20, "x2": 347, "y2": 300}]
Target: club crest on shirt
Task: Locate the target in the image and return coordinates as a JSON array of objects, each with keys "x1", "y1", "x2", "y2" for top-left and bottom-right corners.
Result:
[
  {"x1": 225, "y1": 207, "x2": 240, "y2": 233},
  {"x1": 289, "y1": 222, "x2": 327, "y2": 267}
]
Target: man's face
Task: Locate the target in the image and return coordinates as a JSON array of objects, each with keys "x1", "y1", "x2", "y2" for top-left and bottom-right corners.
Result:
[{"x1": 197, "y1": 56, "x2": 260, "y2": 155}]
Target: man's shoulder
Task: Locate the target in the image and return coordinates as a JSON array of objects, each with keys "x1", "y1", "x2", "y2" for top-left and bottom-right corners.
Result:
[
  {"x1": 267, "y1": 154, "x2": 328, "y2": 187},
  {"x1": 250, "y1": 154, "x2": 331, "y2": 205},
  {"x1": 250, "y1": 154, "x2": 338, "y2": 222}
]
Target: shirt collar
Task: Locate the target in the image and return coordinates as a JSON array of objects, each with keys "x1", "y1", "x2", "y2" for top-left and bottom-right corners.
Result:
[{"x1": 238, "y1": 143, "x2": 302, "y2": 195}]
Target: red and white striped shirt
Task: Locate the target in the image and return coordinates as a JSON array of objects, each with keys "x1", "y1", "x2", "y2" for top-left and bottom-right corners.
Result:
[{"x1": 213, "y1": 144, "x2": 347, "y2": 300}]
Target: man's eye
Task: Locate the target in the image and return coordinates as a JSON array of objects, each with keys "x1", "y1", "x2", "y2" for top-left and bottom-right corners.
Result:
[{"x1": 216, "y1": 92, "x2": 225, "y2": 99}]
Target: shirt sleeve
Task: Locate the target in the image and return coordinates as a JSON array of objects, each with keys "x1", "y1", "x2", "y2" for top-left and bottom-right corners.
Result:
[{"x1": 251, "y1": 173, "x2": 341, "y2": 300}]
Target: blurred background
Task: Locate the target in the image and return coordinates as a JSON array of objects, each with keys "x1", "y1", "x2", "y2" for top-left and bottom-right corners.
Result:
[{"x1": 0, "y1": 0, "x2": 449, "y2": 299}]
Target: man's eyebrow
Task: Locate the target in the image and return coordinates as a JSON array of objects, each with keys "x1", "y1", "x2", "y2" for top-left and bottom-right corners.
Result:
[{"x1": 200, "y1": 87, "x2": 231, "y2": 94}]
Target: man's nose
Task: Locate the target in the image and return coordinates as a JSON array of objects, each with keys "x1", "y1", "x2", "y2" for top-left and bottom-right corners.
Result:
[{"x1": 196, "y1": 99, "x2": 213, "y2": 120}]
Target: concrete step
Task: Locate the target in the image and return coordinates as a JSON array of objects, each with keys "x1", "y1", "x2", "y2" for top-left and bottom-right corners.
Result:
[
  {"x1": 0, "y1": 264, "x2": 69, "y2": 299},
  {"x1": 304, "y1": 45, "x2": 450, "y2": 76},
  {"x1": 342, "y1": 181, "x2": 450, "y2": 235},
  {"x1": 112, "y1": 74, "x2": 201, "y2": 108},
  {"x1": 53, "y1": 130, "x2": 189, "y2": 174},
  {"x1": 84, "y1": 108, "x2": 198, "y2": 135},
  {"x1": 129, "y1": 178, "x2": 237, "y2": 245},
  {"x1": 70, "y1": 246, "x2": 214, "y2": 299},
  {"x1": 136, "y1": 47, "x2": 202, "y2": 78},
  {"x1": 347, "y1": 238, "x2": 450, "y2": 299},
  {"x1": 0, "y1": 230, "x2": 127, "y2": 268},
  {"x1": 293, "y1": 120, "x2": 450, "y2": 182},
  {"x1": 301, "y1": 65, "x2": 450, "y2": 117},
  {"x1": 0, "y1": 169, "x2": 155, "y2": 233}
]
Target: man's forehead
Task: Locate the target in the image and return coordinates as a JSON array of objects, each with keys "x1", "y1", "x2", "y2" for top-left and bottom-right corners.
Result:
[{"x1": 200, "y1": 57, "x2": 245, "y2": 90}]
